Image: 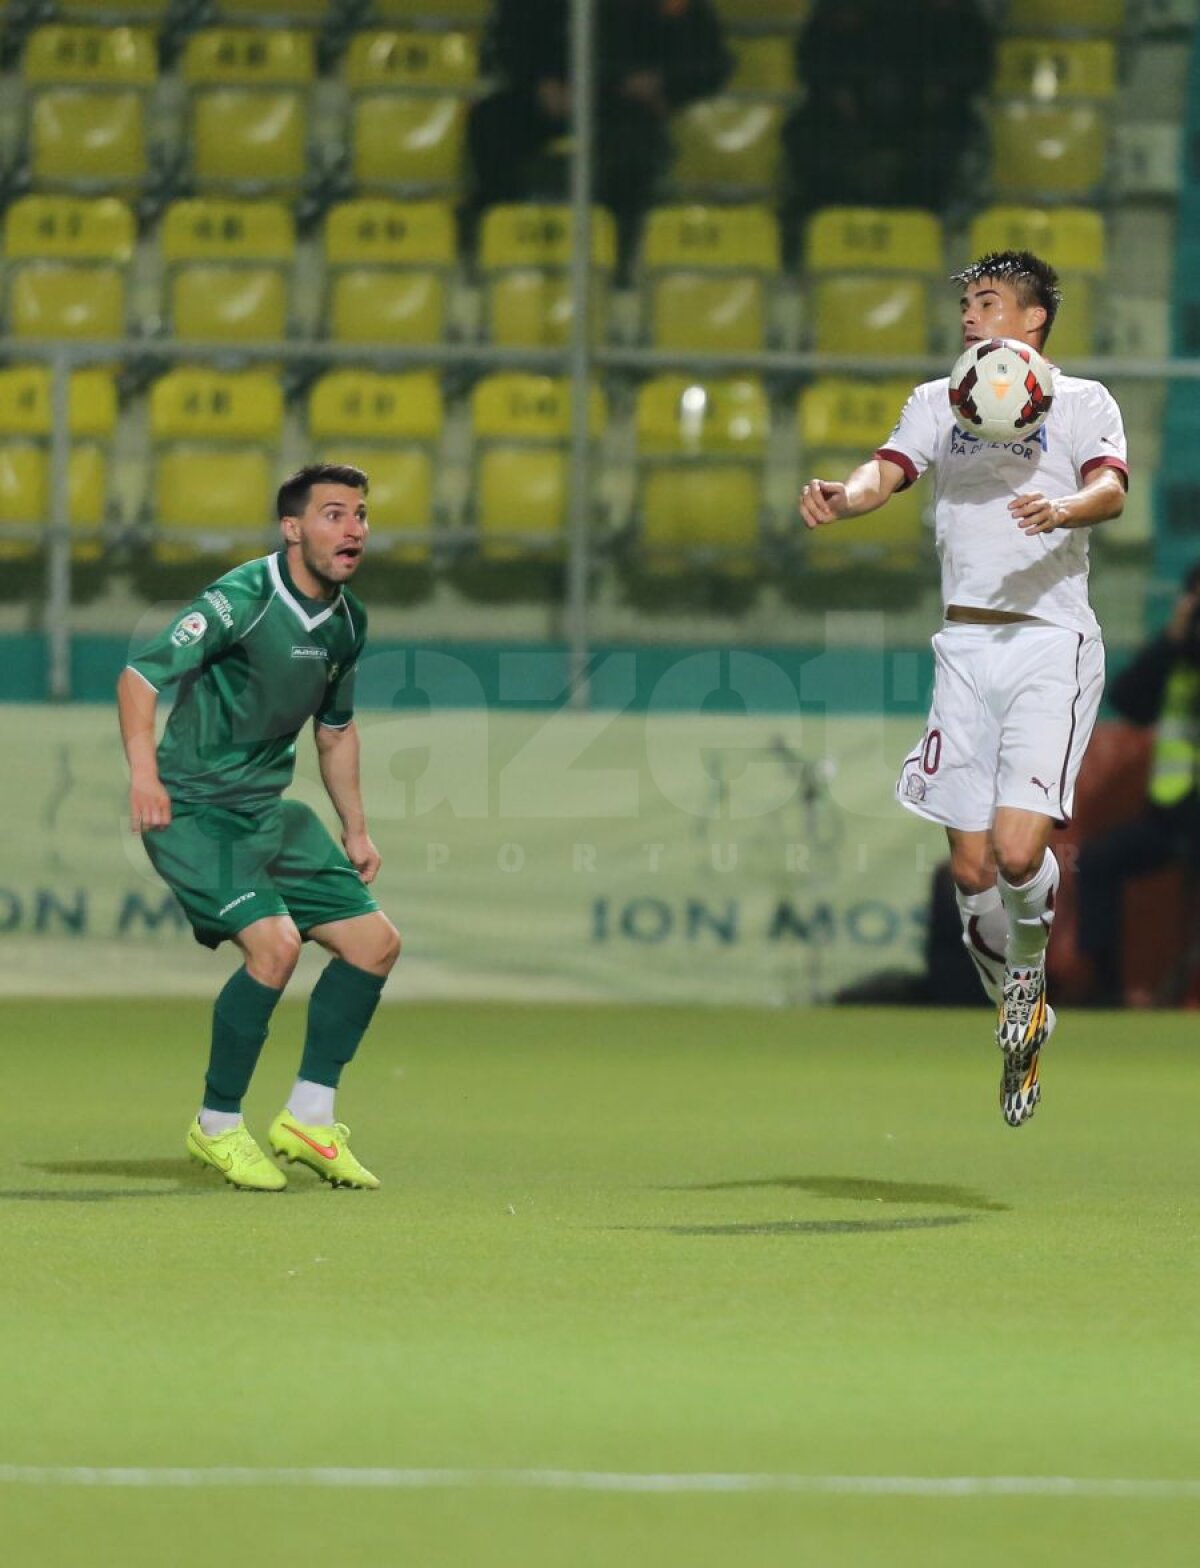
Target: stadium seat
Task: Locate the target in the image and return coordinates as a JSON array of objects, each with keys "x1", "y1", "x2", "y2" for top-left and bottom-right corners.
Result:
[
  {"x1": 216, "y1": 0, "x2": 329, "y2": 16},
  {"x1": 727, "y1": 36, "x2": 796, "y2": 95},
  {"x1": 967, "y1": 205, "x2": 1105, "y2": 358},
  {"x1": 182, "y1": 29, "x2": 315, "y2": 192},
  {"x1": 307, "y1": 369, "x2": 443, "y2": 562},
  {"x1": 1006, "y1": 0, "x2": 1124, "y2": 32},
  {"x1": 714, "y1": 0, "x2": 812, "y2": 22},
  {"x1": 344, "y1": 30, "x2": 474, "y2": 193},
  {"x1": 994, "y1": 39, "x2": 1117, "y2": 102},
  {"x1": 323, "y1": 199, "x2": 456, "y2": 345},
  {"x1": 0, "y1": 364, "x2": 117, "y2": 560},
  {"x1": 372, "y1": 0, "x2": 487, "y2": 17},
  {"x1": 148, "y1": 367, "x2": 283, "y2": 561},
  {"x1": 805, "y1": 207, "x2": 943, "y2": 357},
  {"x1": 797, "y1": 378, "x2": 925, "y2": 575},
  {"x1": 161, "y1": 199, "x2": 294, "y2": 347},
  {"x1": 641, "y1": 204, "x2": 780, "y2": 354},
  {"x1": 22, "y1": 24, "x2": 156, "y2": 189},
  {"x1": 670, "y1": 100, "x2": 784, "y2": 196},
  {"x1": 470, "y1": 374, "x2": 606, "y2": 559},
  {"x1": 479, "y1": 205, "x2": 616, "y2": 348},
  {"x1": 634, "y1": 375, "x2": 769, "y2": 575},
  {"x1": 988, "y1": 102, "x2": 1107, "y2": 199},
  {"x1": 3, "y1": 194, "x2": 134, "y2": 340}
]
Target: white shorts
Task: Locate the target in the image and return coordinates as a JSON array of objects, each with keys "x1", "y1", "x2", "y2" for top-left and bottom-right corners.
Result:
[{"x1": 896, "y1": 622, "x2": 1105, "y2": 831}]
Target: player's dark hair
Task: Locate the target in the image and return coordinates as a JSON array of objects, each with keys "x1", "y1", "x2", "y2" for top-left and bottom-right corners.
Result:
[
  {"x1": 951, "y1": 250, "x2": 1063, "y2": 345},
  {"x1": 276, "y1": 463, "x2": 369, "y2": 519}
]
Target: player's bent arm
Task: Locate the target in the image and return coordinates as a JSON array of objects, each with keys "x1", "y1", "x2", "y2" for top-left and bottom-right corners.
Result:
[
  {"x1": 117, "y1": 667, "x2": 171, "y2": 831},
  {"x1": 1011, "y1": 466, "x2": 1127, "y2": 535},
  {"x1": 799, "y1": 457, "x2": 908, "y2": 529},
  {"x1": 315, "y1": 719, "x2": 382, "y2": 882}
]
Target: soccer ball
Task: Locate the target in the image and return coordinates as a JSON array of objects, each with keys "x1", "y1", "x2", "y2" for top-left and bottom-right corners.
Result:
[{"x1": 947, "y1": 337, "x2": 1054, "y2": 444}]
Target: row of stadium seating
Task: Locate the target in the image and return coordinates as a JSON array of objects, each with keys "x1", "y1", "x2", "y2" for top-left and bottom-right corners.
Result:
[
  {"x1": 0, "y1": 196, "x2": 1118, "y2": 357},
  {"x1": 0, "y1": 22, "x2": 1130, "y2": 203},
  {"x1": 0, "y1": 363, "x2": 931, "y2": 588}
]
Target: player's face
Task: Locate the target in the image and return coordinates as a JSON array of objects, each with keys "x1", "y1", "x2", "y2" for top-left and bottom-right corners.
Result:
[
  {"x1": 285, "y1": 484, "x2": 369, "y2": 592},
  {"x1": 960, "y1": 278, "x2": 1047, "y2": 350}
]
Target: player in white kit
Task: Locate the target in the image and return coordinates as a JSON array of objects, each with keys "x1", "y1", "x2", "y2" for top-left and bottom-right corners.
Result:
[{"x1": 799, "y1": 251, "x2": 1129, "y2": 1126}]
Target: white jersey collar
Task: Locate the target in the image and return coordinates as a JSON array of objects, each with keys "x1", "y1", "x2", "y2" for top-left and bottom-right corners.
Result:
[{"x1": 268, "y1": 551, "x2": 341, "y2": 632}]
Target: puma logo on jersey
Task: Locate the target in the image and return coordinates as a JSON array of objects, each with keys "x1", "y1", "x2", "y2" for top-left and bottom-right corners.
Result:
[{"x1": 1030, "y1": 776, "x2": 1054, "y2": 799}]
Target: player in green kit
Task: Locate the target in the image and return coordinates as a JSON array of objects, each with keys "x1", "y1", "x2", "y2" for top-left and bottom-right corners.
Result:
[{"x1": 117, "y1": 464, "x2": 401, "y2": 1191}]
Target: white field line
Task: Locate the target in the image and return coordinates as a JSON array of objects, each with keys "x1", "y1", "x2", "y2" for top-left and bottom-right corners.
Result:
[{"x1": 0, "y1": 1467, "x2": 1198, "y2": 1499}]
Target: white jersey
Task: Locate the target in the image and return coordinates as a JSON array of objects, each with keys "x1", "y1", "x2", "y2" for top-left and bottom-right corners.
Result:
[{"x1": 876, "y1": 372, "x2": 1128, "y2": 637}]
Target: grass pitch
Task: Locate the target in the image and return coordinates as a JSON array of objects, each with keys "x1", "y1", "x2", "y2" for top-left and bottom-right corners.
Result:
[{"x1": 1, "y1": 1000, "x2": 1197, "y2": 1567}]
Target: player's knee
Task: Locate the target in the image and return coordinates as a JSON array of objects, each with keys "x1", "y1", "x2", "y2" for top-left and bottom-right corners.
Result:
[
  {"x1": 376, "y1": 918, "x2": 402, "y2": 972},
  {"x1": 949, "y1": 849, "x2": 994, "y2": 895},
  {"x1": 993, "y1": 837, "x2": 1043, "y2": 885},
  {"x1": 251, "y1": 928, "x2": 302, "y2": 989}
]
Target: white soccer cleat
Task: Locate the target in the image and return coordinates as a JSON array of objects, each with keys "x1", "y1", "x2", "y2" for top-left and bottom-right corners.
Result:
[{"x1": 1000, "y1": 1003, "x2": 1055, "y2": 1128}]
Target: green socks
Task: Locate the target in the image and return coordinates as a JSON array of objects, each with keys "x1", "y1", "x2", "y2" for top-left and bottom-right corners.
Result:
[
  {"x1": 203, "y1": 967, "x2": 284, "y2": 1113},
  {"x1": 299, "y1": 958, "x2": 386, "y2": 1089}
]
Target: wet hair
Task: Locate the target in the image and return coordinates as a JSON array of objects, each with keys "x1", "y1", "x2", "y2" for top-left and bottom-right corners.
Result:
[
  {"x1": 276, "y1": 463, "x2": 368, "y2": 520},
  {"x1": 951, "y1": 250, "x2": 1063, "y2": 345}
]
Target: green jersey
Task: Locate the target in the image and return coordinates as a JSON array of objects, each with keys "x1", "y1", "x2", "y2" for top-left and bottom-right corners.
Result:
[{"x1": 127, "y1": 551, "x2": 367, "y2": 808}]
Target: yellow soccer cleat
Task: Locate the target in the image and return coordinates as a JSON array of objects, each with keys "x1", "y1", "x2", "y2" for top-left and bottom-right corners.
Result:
[
  {"x1": 268, "y1": 1112, "x2": 380, "y2": 1189},
  {"x1": 1000, "y1": 1004, "x2": 1056, "y2": 1129},
  {"x1": 186, "y1": 1119, "x2": 287, "y2": 1191}
]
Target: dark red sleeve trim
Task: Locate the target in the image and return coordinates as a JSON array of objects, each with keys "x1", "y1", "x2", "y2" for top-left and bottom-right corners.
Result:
[
  {"x1": 875, "y1": 447, "x2": 919, "y2": 491},
  {"x1": 1081, "y1": 455, "x2": 1129, "y2": 490}
]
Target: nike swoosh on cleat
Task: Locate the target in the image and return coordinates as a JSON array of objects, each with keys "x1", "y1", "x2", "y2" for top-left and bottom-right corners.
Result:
[{"x1": 282, "y1": 1124, "x2": 339, "y2": 1160}]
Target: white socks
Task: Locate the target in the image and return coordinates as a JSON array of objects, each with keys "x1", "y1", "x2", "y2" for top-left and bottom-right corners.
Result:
[
  {"x1": 956, "y1": 884, "x2": 1008, "y2": 1004},
  {"x1": 287, "y1": 1079, "x2": 336, "y2": 1126},
  {"x1": 198, "y1": 1109, "x2": 242, "y2": 1136},
  {"x1": 998, "y1": 849, "x2": 1060, "y2": 969}
]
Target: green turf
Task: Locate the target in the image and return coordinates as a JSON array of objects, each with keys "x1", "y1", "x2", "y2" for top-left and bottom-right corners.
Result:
[{"x1": 2, "y1": 1001, "x2": 1198, "y2": 1567}]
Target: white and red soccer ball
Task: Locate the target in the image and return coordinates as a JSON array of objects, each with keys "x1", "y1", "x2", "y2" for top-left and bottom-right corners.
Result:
[{"x1": 948, "y1": 337, "x2": 1055, "y2": 444}]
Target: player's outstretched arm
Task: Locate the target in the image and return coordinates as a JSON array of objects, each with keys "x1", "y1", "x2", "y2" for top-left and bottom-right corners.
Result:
[
  {"x1": 315, "y1": 719, "x2": 381, "y2": 884},
  {"x1": 117, "y1": 667, "x2": 172, "y2": 833},
  {"x1": 798, "y1": 457, "x2": 908, "y2": 530}
]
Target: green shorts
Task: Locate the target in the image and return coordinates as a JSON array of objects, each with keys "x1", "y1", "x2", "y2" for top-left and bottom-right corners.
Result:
[{"x1": 142, "y1": 799, "x2": 380, "y2": 949}]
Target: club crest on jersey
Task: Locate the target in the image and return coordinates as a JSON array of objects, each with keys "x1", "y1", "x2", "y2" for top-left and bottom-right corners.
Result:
[
  {"x1": 291, "y1": 645, "x2": 329, "y2": 659},
  {"x1": 170, "y1": 612, "x2": 207, "y2": 646}
]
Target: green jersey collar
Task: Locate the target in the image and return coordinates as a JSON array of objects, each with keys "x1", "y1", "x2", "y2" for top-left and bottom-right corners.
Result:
[{"x1": 269, "y1": 550, "x2": 342, "y2": 632}]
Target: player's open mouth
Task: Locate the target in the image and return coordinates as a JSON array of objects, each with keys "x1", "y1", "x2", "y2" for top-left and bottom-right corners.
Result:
[{"x1": 335, "y1": 545, "x2": 363, "y2": 561}]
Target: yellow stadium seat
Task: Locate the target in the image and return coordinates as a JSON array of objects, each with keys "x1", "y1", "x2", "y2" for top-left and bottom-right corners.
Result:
[
  {"x1": 470, "y1": 374, "x2": 606, "y2": 559},
  {"x1": 797, "y1": 378, "x2": 924, "y2": 574},
  {"x1": 162, "y1": 199, "x2": 294, "y2": 345},
  {"x1": 0, "y1": 365, "x2": 118, "y2": 558},
  {"x1": 807, "y1": 207, "x2": 944, "y2": 275},
  {"x1": 806, "y1": 207, "x2": 942, "y2": 357},
  {"x1": 4, "y1": 195, "x2": 134, "y2": 340},
  {"x1": 480, "y1": 204, "x2": 616, "y2": 347},
  {"x1": 642, "y1": 204, "x2": 780, "y2": 353},
  {"x1": 671, "y1": 100, "x2": 784, "y2": 195},
  {"x1": 635, "y1": 376, "x2": 768, "y2": 574},
  {"x1": 183, "y1": 30, "x2": 314, "y2": 191},
  {"x1": 727, "y1": 36, "x2": 796, "y2": 95},
  {"x1": 968, "y1": 205, "x2": 1106, "y2": 358},
  {"x1": 23, "y1": 25, "x2": 156, "y2": 189},
  {"x1": 308, "y1": 369, "x2": 443, "y2": 561},
  {"x1": 995, "y1": 39, "x2": 1117, "y2": 101},
  {"x1": 715, "y1": 0, "x2": 811, "y2": 21},
  {"x1": 323, "y1": 199, "x2": 456, "y2": 344},
  {"x1": 343, "y1": 30, "x2": 479, "y2": 90},
  {"x1": 217, "y1": 0, "x2": 328, "y2": 16},
  {"x1": 1007, "y1": 0, "x2": 1124, "y2": 31},
  {"x1": 149, "y1": 368, "x2": 283, "y2": 559},
  {"x1": 350, "y1": 94, "x2": 467, "y2": 190},
  {"x1": 56, "y1": 0, "x2": 167, "y2": 13},
  {"x1": 989, "y1": 102, "x2": 1107, "y2": 198},
  {"x1": 374, "y1": 0, "x2": 486, "y2": 17}
]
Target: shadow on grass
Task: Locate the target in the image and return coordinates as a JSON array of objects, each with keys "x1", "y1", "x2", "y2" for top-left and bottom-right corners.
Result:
[
  {"x1": 4, "y1": 1158, "x2": 215, "y2": 1201},
  {"x1": 620, "y1": 1173, "x2": 1009, "y2": 1237}
]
